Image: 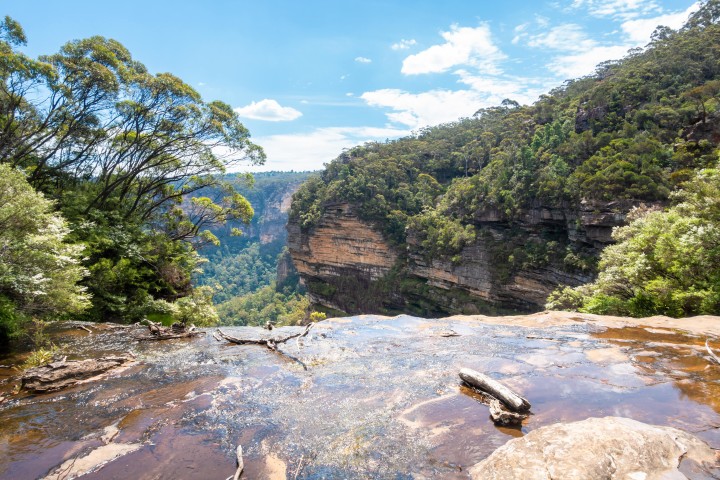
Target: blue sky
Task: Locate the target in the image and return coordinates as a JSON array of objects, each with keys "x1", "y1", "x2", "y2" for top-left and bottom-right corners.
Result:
[{"x1": 3, "y1": 0, "x2": 701, "y2": 171}]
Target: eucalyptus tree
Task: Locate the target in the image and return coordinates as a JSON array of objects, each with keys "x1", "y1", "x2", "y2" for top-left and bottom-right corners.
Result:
[{"x1": 0, "y1": 17, "x2": 265, "y2": 320}]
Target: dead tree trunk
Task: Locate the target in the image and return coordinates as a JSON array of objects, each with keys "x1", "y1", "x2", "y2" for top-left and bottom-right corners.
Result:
[
  {"x1": 215, "y1": 324, "x2": 313, "y2": 348},
  {"x1": 215, "y1": 324, "x2": 314, "y2": 370},
  {"x1": 459, "y1": 367, "x2": 531, "y2": 412}
]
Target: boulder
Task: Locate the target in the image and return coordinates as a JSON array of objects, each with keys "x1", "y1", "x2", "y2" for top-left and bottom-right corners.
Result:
[
  {"x1": 21, "y1": 355, "x2": 134, "y2": 393},
  {"x1": 470, "y1": 417, "x2": 718, "y2": 479}
]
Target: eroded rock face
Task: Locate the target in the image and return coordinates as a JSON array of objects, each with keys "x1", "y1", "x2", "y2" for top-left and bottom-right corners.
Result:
[
  {"x1": 259, "y1": 187, "x2": 296, "y2": 244},
  {"x1": 287, "y1": 203, "x2": 401, "y2": 312},
  {"x1": 469, "y1": 416, "x2": 719, "y2": 480},
  {"x1": 288, "y1": 203, "x2": 399, "y2": 281},
  {"x1": 287, "y1": 198, "x2": 633, "y2": 315}
]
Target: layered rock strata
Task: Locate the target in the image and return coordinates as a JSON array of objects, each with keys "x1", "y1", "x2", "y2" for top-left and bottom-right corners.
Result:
[{"x1": 288, "y1": 200, "x2": 638, "y2": 315}]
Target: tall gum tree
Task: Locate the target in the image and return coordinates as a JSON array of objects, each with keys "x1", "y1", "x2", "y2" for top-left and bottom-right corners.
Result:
[{"x1": 0, "y1": 17, "x2": 266, "y2": 321}]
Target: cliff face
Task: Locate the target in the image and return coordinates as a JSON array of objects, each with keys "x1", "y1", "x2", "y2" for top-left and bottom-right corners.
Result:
[
  {"x1": 287, "y1": 203, "x2": 401, "y2": 312},
  {"x1": 288, "y1": 200, "x2": 634, "y2": 316},
  {"x1": 258, "y1": 188, "x2": 296, "y2": 245}
]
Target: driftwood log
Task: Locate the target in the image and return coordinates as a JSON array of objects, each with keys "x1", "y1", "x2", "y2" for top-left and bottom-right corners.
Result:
[
  {"x1": 21, "y1": 355, "x2": 135, "y2": 393},
  {"x1": 224, "y1": 445, "x2": 244, "y2": 480},
  {"x1": 134, "y1": 321, "x2": 205, "y2": 341},
  {"x1": 216, "y1": 323, "x2": 313, "y2": 349},
  {"x1": 215, "y1": 324, "x2": 314, "y2": 370},
  {"x1": 706, "y1": 339, "x2": 720, "y2": 365},
  {"x1": 459, "y1": 367, "x2": 531, "y2": 425},
  {"x1": 459, "y1": 368, "x2": 531, "y2": 412}
]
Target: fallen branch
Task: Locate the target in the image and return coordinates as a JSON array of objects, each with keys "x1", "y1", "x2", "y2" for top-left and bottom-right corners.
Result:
[
  {"x1": 77, "y1": 325, "x2": 92, "y2": 334},
  {"x1": 104, "y1": 324, "x2": 133, "y2": 330},
  {"x1": 133, "y1": 321, "x2": 205, "y2": 341},
  {"x1": 439, "y1": 329, "x2": 460, "y2": 337},
  {"x1": 459, "y1": 367, "x2": 531, "y2": 412},
  {"x1": 233, "y1": 445, "x2": 244, "y2": 480},
  {"x1": 216, "y1": 324, "x2": 314, "y2": 370},
  {"x1": 706, "y1": 339, "x2": 720, "y2": 365},
  {"x1": 224, "y1": 445, "x2": 244, "y2": 480},
  {"x1": 293, "y1": 454, "x2": 305, "y2": 479},
  {"x1": 216, "y1": 323, "x2": 313, "y2": 348}
]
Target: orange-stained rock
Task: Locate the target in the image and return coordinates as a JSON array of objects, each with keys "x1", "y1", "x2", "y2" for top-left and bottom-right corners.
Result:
[{"x1": 289, "y1": 203, "x2": 399, "y2": 282}]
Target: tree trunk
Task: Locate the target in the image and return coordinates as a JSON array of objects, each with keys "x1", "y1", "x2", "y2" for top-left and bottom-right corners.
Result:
[{"x1": 459, "y1": 367, "x2": 531, "y2": 412}]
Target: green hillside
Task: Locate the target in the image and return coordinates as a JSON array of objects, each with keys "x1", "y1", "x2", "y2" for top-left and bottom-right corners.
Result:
[{"x1": 290, "y1": 1, "x2": 720, "y2": 318}]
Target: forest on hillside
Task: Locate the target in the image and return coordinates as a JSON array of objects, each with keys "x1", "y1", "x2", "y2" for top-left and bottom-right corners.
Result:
[
  {"x1": 291, "y1": 0, "x2": 720, "y2": 318},
  {"x1": 193, "y1": 171, "x2": 315, "y2": 325},
  {"x1": 0, "y1": 17, "x2": 264, "y2": 346}
]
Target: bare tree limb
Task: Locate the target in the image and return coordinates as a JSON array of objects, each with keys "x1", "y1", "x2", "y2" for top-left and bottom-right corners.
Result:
[
  {"x1": 459, "y1": 367, "x2": 531, "y2": 412},
  {"x1": 706, "y1": 339, "x2": 720, "y2": 365}
]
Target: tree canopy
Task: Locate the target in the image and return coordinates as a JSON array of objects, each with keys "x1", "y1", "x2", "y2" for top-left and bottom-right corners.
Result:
[
  {"x1": 547, "y1": 165, "x2": 720, "y2": 317},
  {"x1": 290, "y1": 0, "x2": 720, "y2": 316},
  {"x1": 0, "y1": 17, "x2": 264, "y2": 327}
]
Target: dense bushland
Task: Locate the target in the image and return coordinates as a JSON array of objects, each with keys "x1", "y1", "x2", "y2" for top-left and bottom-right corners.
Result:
[
  {"x1": 0, "y1": 17, "x2": 263, "y2": 344},
  {"x1": 290, "y1": 0, "x2": 720, "y2": 317}
]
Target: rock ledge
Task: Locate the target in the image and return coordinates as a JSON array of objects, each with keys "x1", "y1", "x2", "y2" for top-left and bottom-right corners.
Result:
[{"x1": 470, "y1": 416, "x2": 719, "y2": 479}]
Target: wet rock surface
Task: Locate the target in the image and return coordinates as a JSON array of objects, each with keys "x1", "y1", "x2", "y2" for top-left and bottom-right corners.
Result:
[
  {"x1": 0, "y1": 314, "x2": 719, "y2": 479},
  {"x1": 469, "y1": 416, "x2": 719, "y2": 479},
  {"x1": 21, "y1": 355, "x2": 135, "y2": 393}
]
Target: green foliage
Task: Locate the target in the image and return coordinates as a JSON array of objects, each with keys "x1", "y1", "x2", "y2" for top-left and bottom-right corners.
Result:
[
  {"x1": 20, "y1": 345, "x2": 60, "y2": 370},
  {"x1": 196, "y1": 243, "x2": 280, "y2": 303},
  {"x1": 216, "y1": 284, "x2": 310, "y2": 326},
  {"x1": 407, "y1": 209, "x2": 476, "y2": 261},
  {"x1": 0, "y1": 164, "x2": 90, "y2": 319},
  {"x1": 174, "y1": 286, "x2": 219, "y2": 326},
  {"x1": 549, "y1": 166, "x2": 720, "y2": 317},
  {"x1": 567, "y1": 136, "x2": 671, "y2": 201},
  {"x1": 0, "y1": 295, "x2": 26, "y2": 347},
  {"x1": 309, "y1": 311, "x2": 327, "y2": 322},
  {"x1": 0, "y1": 18, "x2": 265, "y2": 325},
  {"x1": 194, "y1": 171, "x2": 312, "y2": 304}
]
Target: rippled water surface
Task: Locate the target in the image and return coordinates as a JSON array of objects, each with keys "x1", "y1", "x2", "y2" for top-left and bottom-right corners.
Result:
[{"x1": 0, "y1": 315, "x2": 719, "y2": 479}]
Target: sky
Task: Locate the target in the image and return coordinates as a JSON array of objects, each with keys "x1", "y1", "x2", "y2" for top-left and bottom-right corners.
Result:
[{"x1": 3, "y1": 0, "x2": 703, "y2": 171}]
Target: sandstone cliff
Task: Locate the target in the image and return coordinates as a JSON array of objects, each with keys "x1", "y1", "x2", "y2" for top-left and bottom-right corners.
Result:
[
  {"x1": 287, "y1": 203, "x2": 401, "y2": 312},
  {"x1": 288, "y1": 200, "x2": 637, "y2": 316}
]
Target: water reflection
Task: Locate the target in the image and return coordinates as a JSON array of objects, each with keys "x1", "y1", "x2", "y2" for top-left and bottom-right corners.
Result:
[{"x1": 0, "y1": 317, "x2": 718, "y2": 479}]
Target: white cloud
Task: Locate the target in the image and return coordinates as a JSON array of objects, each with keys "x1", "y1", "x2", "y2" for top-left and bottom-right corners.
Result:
[
  {"x1": 512, "y1": 23, "x2": 529, "y2": 44},
  {"x1": 360, "y1": 73, "x2": 549, "y2": 129},
  {"x1": 526, "y1": 24, "x2": 597, "y2": 52},
  {"x1": 234, "y1": 99, "x2": 303, "y2": 122},
  {"x1": 573, "y1": 0, "x2": 660, "y2": 19},
  {"x1": 355, "y1": 56, "x2": 372, "y2": 63},
  {"x1": 455, "y1": 71, "x2": 551, "y2": 105},
  {"x1": 519, "y1": 3, "x2": 699, "y2": 79},
  {"x1": 245, "y1": 127, "x2": 411, "y2": 171},
  {"x1": 401, "y1": 24, "x2": 505, "y2": 75},
  {"x1": 391, "y1": 38, "x2": 417, "y2": 50},
  {"x1": 621, "y1": 2, "x2": 700, "y2": 43},
  {"x1": 361, "y1": 88, "x2": 482, "y2": 127},
  {"x1": 358, "y1": 22, "x2": 557, "y2": 129},
  {"x1": 548, "y1": 45, "x2": 632, "y2": 78}
]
